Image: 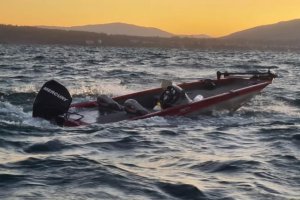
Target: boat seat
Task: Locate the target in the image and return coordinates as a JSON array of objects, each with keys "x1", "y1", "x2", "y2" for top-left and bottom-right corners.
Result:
[
  {"x1": 97, "y1": 95, "x2": 124, "y2": 111},
  {"x1": 203, "y1": 79, "x2": 216, "y2": 90},
  {"x1": 159, "y1": 85, "x2": 192, "y2": 109},
  {"x1": 124, "y1": 99, "x2": 149, "y2": 116}
]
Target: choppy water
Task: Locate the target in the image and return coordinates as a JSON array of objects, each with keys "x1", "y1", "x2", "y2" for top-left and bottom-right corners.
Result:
[{"x1": 0, "y1": 44, "x2": 299, "y2": 200}]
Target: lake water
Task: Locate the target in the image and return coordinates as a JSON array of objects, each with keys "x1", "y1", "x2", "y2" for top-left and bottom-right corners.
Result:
[{"x1": 0, "y1": 44, "x2": 299, "y2": 200}]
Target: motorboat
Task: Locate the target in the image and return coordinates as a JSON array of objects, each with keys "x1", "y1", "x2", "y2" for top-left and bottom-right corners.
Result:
[{"x1": 32, "y1": 71, "x2": 277, "y2": 126}]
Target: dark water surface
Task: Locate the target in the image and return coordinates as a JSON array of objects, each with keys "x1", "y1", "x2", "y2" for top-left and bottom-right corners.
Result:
[{"x1": 0, "y1": 45, "x2": 299, "y2": 200}]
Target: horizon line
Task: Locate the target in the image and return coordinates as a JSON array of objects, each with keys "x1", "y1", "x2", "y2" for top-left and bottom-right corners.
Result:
[{"x1": 2, "y1": 18, "x2": 300, "y2": 38}]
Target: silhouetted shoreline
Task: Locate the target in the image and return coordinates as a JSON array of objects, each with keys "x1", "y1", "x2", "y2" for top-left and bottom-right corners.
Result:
[{"x1": 1, "y1": 24, "x2": 300, "y2": 50}]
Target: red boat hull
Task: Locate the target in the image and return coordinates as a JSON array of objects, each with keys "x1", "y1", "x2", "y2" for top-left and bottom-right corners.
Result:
[{"x1": 64, "y1": 75, "x2": 274, "y2": 126}]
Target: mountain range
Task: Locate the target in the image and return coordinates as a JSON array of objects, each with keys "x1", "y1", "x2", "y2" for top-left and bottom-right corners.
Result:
[
  {"x1": 223, "y1": 19, "x2": 300, "y2": 41},
  {"x1": 1, "y1": 19, "x2": 300, "y2": 50},
  {"x1": 39, "y1": 19, "x2": 300, "y2": 41},
  {"x1": 39, "y1": 23, "x2": 211, "y2": 38},
  {"x1": 40, "y1": 23, "x2": 175, "y2": 38}
]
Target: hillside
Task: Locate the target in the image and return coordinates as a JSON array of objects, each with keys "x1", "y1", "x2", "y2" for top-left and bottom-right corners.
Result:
[
  {"x1": 0, "y1": 25, "x2": 105, "y2": 45},
  {"x1": 40, "y1": 23, "x2": 174, "y2": 38},
  {"x1": 223, "y1": 19, "x2": 300, "y2": 41},
  {"x1": 1, "y1": 24, "x2": 300, "y2": 50},
  {"x1": 0, "y1": 24, "x2": 215, "y2": 48}
]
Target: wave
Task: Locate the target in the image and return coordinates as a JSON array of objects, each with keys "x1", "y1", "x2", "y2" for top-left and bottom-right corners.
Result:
[
  {"x1": 229, "y1": 64, "x2": 279, "y2": 70},
  {"x1": 190, "y1": 159, "x2": 261, "y2": 173},
  {"x1": 24, "y1": 139, "x2": 68, "y2": 153},
  {"x1": 292, "y1": 134, "x2": 300, "y2": 142},
  {"x1": 0, "y1": 101, "x2": 57, "y2": 129},
  {"x1": 238, "y1": 95, "x2": 300, "y2": 118},
  {"x1": 33, "y1": 55, "x2": 46, "y2": 60},
  {"x1": 5, "y1": 156, "x2": 98, "y2": 170},
  {"x1": 69, "y1": 82, "x2": 134, "y2": 97},
  {"x1": 0, "y1": 138, "x2": 26, "y2": 150},
  {"x1": 275, "y1": 96, "x2": 300, "y2": 108},
  {"x1": 85, "y1": 59, "x2": 100, "y2": 65},
  {"x1": 6, "y1": 85, "x2": 38, "y2": 94},
  {"x1": 0, "y1": 173, "x2": 27, "y2": 187},
  {"x1": 87, "y1": 135, "x2": 160, "y2": 151},
  {"x1": 0, "y1": 156, "x2": 171, "y2": 199},
  {"x1": 4, "y1": 82, "x2": 135, "y2": 101},
  {"x1": 0, "y1": 101, "x2": 29, "y2": 122},
  {"x1": 157, "y1": 181, "x2": 207, "y2": 200}
]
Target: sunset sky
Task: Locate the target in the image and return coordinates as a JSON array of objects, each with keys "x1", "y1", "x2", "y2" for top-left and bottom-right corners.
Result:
[{"x1": 1, "y1": 0, "x2": 300, "y2": 37}]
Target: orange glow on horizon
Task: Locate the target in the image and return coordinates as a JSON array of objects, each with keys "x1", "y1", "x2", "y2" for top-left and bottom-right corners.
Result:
[{"x1": 0, "y1": 0, "x2": 300, "y2": 37}]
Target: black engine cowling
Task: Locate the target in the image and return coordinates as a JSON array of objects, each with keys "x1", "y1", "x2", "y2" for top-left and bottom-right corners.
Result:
[{"x1": 33, "y1": 80, "x2": 72, "y2": 125}]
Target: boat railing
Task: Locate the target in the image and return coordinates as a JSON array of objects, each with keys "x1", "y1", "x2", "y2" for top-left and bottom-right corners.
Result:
[{"x1": 217, "y1": 70, "x2": 277, "y2": 80}]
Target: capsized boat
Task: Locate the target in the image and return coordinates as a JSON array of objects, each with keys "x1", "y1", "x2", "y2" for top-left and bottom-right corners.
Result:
[{"x1": 32, "y1": 71, "x2": 277, "y2": 127}]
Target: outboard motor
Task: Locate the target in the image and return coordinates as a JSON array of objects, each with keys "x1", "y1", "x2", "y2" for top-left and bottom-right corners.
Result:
[
  {"x1": 124, "y1": 99, "x2": 149, "y2": 116},
  {"x1": 97, "y1": 95, "x2": 123, "y2": 111},
  {"x1": 33, "y1": 80, "x2": 72, "y2": 126},
  {"x1": 159, "y1": 85, "x2": 192, "y2": 109}
]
